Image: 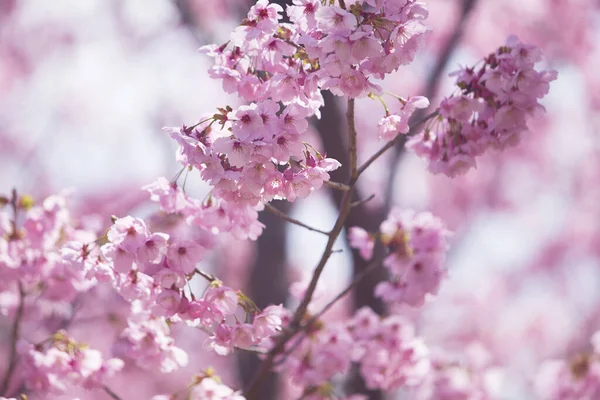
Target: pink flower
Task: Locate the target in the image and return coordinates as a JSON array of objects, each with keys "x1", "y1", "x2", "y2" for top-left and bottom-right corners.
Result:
[
  {"x1": 315, "y1": 6, "x2": 357, "y2": 36},
  {"x1": 253, "y1": 304, "x2": 284, "y2": 339},
  {"x1": 204, "y1": 323, "x2": 234, "y2": 356},
  {"x1": 107, "y1": 216, "x2": 150, "y2": 254},
  {"x1": 154, "y1": 289, "x2": 182, "y2": 318},
  {"x1": 204, "y1": 286, "x2": 239, "y2": 315},
  {"x1": 231, "y1": 323, "x2": 257, "y2": 350},
  {"x1": 348, "y1": 227, "x2": 374, "y2": 260},
  {"x1": 143, "y1": 178, "x2": 190, "y2": 214},
  {"x1": 137, "y1": 232, "x2": 170, "y2": 266},
  {"x1": 375, "y1": 209, "x2": 450, "y2": 307},
  {"x1": 166, "y1": 240, "x2": 205, "y2": 274},
  {"x1": 378, "y1": 114, "x2": 407, "y2": 141}
]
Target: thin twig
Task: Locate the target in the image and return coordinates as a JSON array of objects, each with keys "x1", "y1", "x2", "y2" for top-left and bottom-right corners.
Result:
[
  {"x1": 274, "y1": 253, "x2": 386, "y2": 367},
  {"x1": 351, "y1": 194, "x2": 375, "y2": 208},
  {"x1": 323, "y1": 181, "x2": 351, "y2": 192},
  {"x1": 0, "y1": 282, "x2": 25, "y2": 396},
  {"x1": 195, "y1": 268, "x2": 217, "y2": 282},
  {"x1": 265, "y1": 203, "x2": 329, "y2": 236},
  {"x1": 356, "y1": 110, "x2": 439, "y2": 177},
  {"x1": 103, "y1": 385, "x2": 123, "y2": 400},
  {"x1": 305, "y1": 254, "x2": 385, "y2": 328}
]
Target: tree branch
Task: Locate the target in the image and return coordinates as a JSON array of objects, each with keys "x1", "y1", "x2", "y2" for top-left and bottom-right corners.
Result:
[
  {"x1": 265, "y1": 203, "x2": 330, "y2": 236},
  {"x1": 103, "y1": 385, "x2": 123, "y2": 400},
  {"x1": 356, "y1": 109, "x2": 439, "y2": 177},
  {"x1": 0, "y1": 282, "x2": 25, "y2": 396},
  {"x1": 245, "y1": 98, "x2": 361, "y2": 399}
]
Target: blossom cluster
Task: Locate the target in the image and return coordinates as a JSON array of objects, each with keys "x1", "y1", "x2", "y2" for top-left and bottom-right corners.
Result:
[
  {"x1": 535, "y1": 331, "x2": 600, "y2": 399},
  {"x1": 0, "y1": 193, "x2": 284, "y2": 398},
  {"x1": 273, "y1": 306, "x2": 429, "y2": 396},
  {"x1": 17, "y1": 332, "x2": 123, "y2": 393},
  {"x1": 152, "y1": 372, "x2": 246, "y2": 400},
  {"x1": 85, "y1": 215, "x2": 285, "y2": 370},
  {"x1": 350, "y1": 209, "x2": 450, "y2": 307},
  {"x1": 416, "y1": 343, "x2": 503, "y2": 399},
  {"x1": 407, "y1": 35, "x2": 558, "y2": 177},
  {"x1": 161, "y1": 0, "x2": 433, "y2": 242}
]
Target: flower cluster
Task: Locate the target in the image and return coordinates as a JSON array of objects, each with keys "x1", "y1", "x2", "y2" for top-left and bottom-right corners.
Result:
[
  {"x1": 535, "y1": 331, "x2": 600, "y2": 400},
  {"x1": 416, "y1": 344, "x2": 503, "y2": 400},
  {"x1": 289, "y1": 0, "x2": 429, "y2": 97},
  {"x1": 274, "y1": 306, "x2": 430, "y2": 396},
  {"x1": 152, "y1": 371, "x2": 246, "y2": 400},
  {"x1": 350, "y1": 209, "x2": 450, "y2": 307},
  {"x1": 0, "y1": 191, "x2": 287, "y2": 398},
  {"x1": 0, "y1": 192, "x2": 96, "y2": 304},
  {"x1": 407, "y1": 36, "x2": 558, "y2": 177},
  {"x1": 161, "y1": 112, "x2": 340, "y2": 240},
  {"x1": 87, "y1": 215, "x2": 285, "y2": 370},
  {"x1": 161, "y1": 0, "x2": 432, "y2": 242},
  {"x1": 17, "y1": 331, "x2": 123, "y2": 393}
]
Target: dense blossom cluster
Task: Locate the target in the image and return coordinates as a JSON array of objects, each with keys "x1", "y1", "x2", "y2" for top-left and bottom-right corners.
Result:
[
  {"x1": 407, "y1": 36, "x2": 557, "y2": 177},
  {"x1": 162, "y1": 0, "x2": 432, "y2": 240},
  {"x1": 273, "y1": 306, "x2": 429, "y2": 396},
  {"x1": 17, "y1": 332, "x2": 123, "y2": 393},
  {"x1": 0, "y1": 193, "x2": 283, "y2": 398},
  {"x1": 350, "y1": 209, "x2": 450, "y2": 306}
]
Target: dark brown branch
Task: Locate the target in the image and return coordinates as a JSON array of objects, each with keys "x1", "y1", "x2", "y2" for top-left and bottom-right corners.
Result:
[
  {"x1": 103, "y1": 385, "x2": 123, "y2": 400},
  {"x1": 195, "y1": 268, "x2": 217, "y2": 282},
  {"x1": 304, "y1": 253, "x2": 385, "y2": 332},
  {"x1": 356, "y1": 109, "x2": 439, "y2": 177},
  {"x1": 245, "y1": 98, "x2": 360, "y2": 399},
  {"x1": 0, "y1": 282, "x2": 25, "y2": 396},
  {"x1": 323, "y1": 181, "x2": 351, "y2": 192},
  {"x1": 273, "y1": 252, "x2": 386, "y2": 372},
  {"x1": 347, "y1": 98, "x2": 358, "y2": 183},
  {"x1": 351, "y1": 194, "x2": 376, "y2": 208},
  {"x1": 237, "y1": 200, "x2": 291, "y2": 399}
]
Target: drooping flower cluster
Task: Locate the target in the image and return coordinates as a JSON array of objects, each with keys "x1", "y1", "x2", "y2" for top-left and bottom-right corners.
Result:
[
  {"x1": 206, "y1": 0, "x2": 429, "y2": 103},
  {"x1": 350, "y1": 209, "x2": 450, "y2": 307},
  {"x1": 407, "y1": 36, "x2": 558, "y2": 177}
]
